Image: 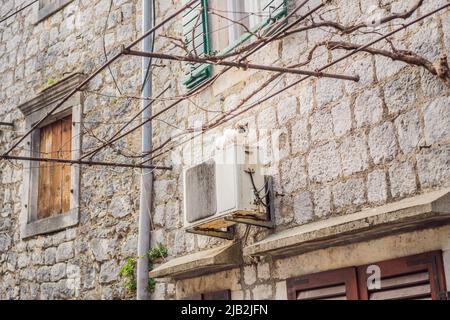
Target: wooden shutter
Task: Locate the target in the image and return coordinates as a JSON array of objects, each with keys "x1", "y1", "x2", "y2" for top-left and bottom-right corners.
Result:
[
  {"x1": 357, "y1": 251, "x2": 447, "y2": 300},
  {"x1": 263, "y1": 0, "x2": 288, "y2": 21},
  {"x1": 287, "y1": 268, "x2": 359, "y2": 300},
  {"x1": 183, "y1": 0, "x2": 212, "y2": 90},
  {"x1": 37, "y1": 115, "x2": 72, "y2": 219}
]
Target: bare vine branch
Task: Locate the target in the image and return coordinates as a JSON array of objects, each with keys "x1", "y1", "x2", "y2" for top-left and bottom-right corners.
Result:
[{"x1": 323, "y1": 41, "x2": 450, "y2": 87}]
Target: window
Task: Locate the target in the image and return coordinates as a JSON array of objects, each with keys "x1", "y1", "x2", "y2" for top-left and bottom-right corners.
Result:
[
  {"x1": 37, "y1": 116, "x2": 72, "y2": 219},
  {"x1": 209, "y1": 0, "x2": 287, "y2": 53},
  {"x1": 18, "y1": 73, "x2": 84, "y2": 238},
  {"x1": 182, "y1": 0, "x2": 288, "y2": 89},
  {"x1": 287, "y1": 267, "x2": 359, "y2": 300},
  {"x1": 287, "y1": 251, "x2": 448, "y2": 300},
  {"x1": 38, "y1": 0, "x2": 74, "y2": 22},
  {"x1": 357, "y1": 251, "x2": 447, "y2": 300}
]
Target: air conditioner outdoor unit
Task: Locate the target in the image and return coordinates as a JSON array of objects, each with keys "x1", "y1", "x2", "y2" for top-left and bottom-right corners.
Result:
[{"x1": 183, "y1": 143, "x2": 268, "y2": 230}]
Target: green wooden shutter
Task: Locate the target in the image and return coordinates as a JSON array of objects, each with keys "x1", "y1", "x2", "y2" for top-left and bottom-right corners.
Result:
[
  {"x1": 263, "y1": 0, "x2": 289, "y2": 21},
  {"x1": 183, "y1": 0, "x2": 212, "y2": 90}
]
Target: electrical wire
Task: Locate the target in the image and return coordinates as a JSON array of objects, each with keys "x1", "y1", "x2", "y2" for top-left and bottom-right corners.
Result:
[{"x1": 246, "y1": 170, "x2": 269, "y2": 208}]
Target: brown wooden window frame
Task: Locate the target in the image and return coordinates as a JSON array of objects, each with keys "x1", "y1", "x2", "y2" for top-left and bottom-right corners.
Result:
[
  {"x1": 19, "y1": 75, "x2": 83, "y2": 239},
  {"x1": 287, "y1": 251, "x2": 447, "y2": 300},
  {"x1": 357, "y1": 251, "x2": 447, "y2": 300},
  {"x1": 287, "y1": 267, "x2": 359, "y2": 300}
]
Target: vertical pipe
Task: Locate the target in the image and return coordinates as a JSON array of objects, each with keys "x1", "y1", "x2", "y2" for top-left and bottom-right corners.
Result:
[{"x1": 137, "y1": 0, "x2": 153, "y2": 300}]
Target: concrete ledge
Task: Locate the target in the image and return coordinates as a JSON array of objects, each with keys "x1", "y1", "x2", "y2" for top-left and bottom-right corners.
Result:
[
  {"x1": 244, "y1": 188, "x2": 450, "y2": 258},
  {"x1": 18, "y1": 73, "x2": 85, "y2": 117},
  {"x1": 149, "y1": 242, "x2": 242, "y2": 280}
]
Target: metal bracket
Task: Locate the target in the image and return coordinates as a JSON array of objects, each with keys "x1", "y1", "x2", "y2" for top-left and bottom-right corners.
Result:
[
  {"x1": 224, "y1": 176, "x2": 275, "y2": 229},
  {"x1": 186, "y1": 227, "x2": 235, "y2": 240},
  {"x1": 224, "y1": 216, "x2": 274, "y2": 229},
  {"x1": 184, "y1": 176, "x2": 275, "y2": 239}
]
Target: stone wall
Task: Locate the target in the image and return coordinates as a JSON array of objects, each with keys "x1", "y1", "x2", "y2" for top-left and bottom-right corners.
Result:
[
  {"x1": 1, "y1": 0, "x2": 449, "y2": 300},
  {"x1": 0, "y1": 0, "x2": 148, "y2": 299},
  {"x1": 148, "y1": 0, "x2": 450, "y2": 299}
]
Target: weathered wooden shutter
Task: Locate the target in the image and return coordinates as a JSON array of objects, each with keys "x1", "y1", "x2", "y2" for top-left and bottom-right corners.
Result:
[
  {"x1": 183, "y1": 0, "x2": 212, "y2": 90},
  {"x1": 38, "y1": 115, "x2": 72, "y2": 219},
  {"x1": 287, "y1": 268, "x2": 359, "y2": 300},
  {"x1": 357, "y1": 251, "x2": 447, "y2": 300}
]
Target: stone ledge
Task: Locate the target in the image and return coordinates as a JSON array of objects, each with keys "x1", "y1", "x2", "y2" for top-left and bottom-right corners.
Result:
[
  {"x1": 21, "y1": 208, "x2": 79, "y2": 239},
  {"x1": 149, "y1": 242, "x2": 242, "y2": 280},
  {"x1": 18, "y1": 73, "x2": 85, "y2": 116},
  {"x1": 244, "y1": 188, "x2": 450, "y2": 258}
]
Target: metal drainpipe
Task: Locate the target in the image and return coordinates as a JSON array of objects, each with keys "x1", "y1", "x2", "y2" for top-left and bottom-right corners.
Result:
[{"x1": 137, "y1": 0, "x2": 153, "y2": 300}]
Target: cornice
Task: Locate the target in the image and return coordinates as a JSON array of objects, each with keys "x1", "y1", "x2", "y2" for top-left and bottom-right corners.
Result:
[{"x1": 18, "y1": 73, "x2": 86, "y2": 116}]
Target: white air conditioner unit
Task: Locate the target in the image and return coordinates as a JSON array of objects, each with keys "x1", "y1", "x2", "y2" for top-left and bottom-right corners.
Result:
[{"x1": 183, "y1": 143, "x2": 268, "y2": 230}]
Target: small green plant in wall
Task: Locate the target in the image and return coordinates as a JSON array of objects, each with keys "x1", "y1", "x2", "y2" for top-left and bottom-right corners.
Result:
[
  {"x1": 118, "y1": 243, "x2": 168, "y2": 294},
  {"x1": 118, "y1": 257, "x2": 137, "y2": 291},
  {"x1": 46, "y1": 78, "x2": 55, "y2": 87},
  {"x1": 147, "y1": 242, "x2": 168, "y2": 264}
]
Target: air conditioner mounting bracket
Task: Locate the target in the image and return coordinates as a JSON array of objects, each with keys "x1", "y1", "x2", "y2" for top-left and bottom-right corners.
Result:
[
  {"x1": 186, "y1": 226, "x2": 235, "y2": 240},
  {"x1": 184, "y1": 176, "x2": 275, "y2": 240}
]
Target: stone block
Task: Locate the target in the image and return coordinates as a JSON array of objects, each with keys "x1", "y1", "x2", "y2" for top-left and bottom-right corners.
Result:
[
  {"x1": 423, "y1": 97, "x2": 450, "y2": 145},
  {"x1": 368, "y1": 122, "x2": 398, "y2": 165},
  {"x1": 331, "y1": 99, "x2": 352, "y2": 138},
  {"x1": 307, "y1": 142, "x2": 341, "y2": 183},
  {"x1": 339, "y1": 133, "x2": 369, "y2": 176},
  {"x1": 394, "y1": 110, "x2": 421, "y2": 154},
  {"x1": 355, "y1": 88, "x2": 383, "y2": 127},
  {"x1": 389, "y1": 161, "x2": 417, "y2": 198},
  {"x1": 384, "y1": 73, "x2": 418, "y2": 114},
  {"x1": 417, "y1": 146, "x2": 450, "y2": 188},
  {"x1": 367, "y1": 170, "x2": 388, "y2": 204},
  {"x1": 99, "y1": 261, "x2": 119, "y2": 284},
  {"x1": 56, "y1": 241, "x2": 74, "y2": 262},
  {"x1": 332, "y1": 178, "x2": 366, "y2": 210}
]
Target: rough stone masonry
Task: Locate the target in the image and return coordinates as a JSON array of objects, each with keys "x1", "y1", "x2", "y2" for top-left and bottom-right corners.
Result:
[{"x1": 0, "y1": 0, "x2": 449, "y2": 300}]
